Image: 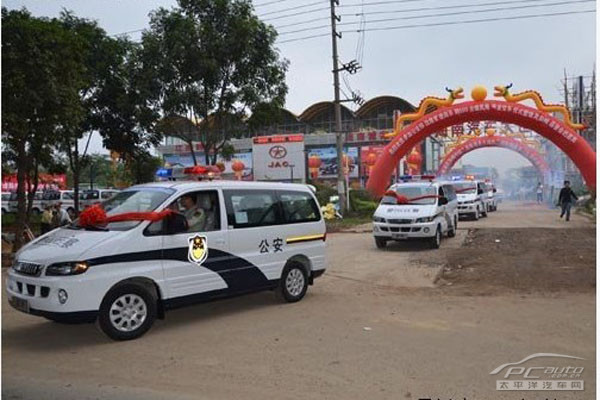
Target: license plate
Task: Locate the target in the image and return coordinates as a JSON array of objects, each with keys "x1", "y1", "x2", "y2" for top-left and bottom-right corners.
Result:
[
  {"x1": 9, "y1": 296, "x2": 29, "y2": 313},
  {"x1": 392, "y1": 233, "x2": 407, "y2": 239}
]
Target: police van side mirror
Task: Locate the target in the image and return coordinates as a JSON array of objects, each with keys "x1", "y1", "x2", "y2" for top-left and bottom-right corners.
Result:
[
  {"x1": 439, "y1": 197, "x2": 448, "y2": 205},
  {"x1": 493, "y1": 188, "x2": 497, "y2": 193},
  {"x1": 165, "y1": 213, "x2": 188, "y2": 235},
  {"x1": 477, "y1": 189, "x2": 484, "y2": 195}
]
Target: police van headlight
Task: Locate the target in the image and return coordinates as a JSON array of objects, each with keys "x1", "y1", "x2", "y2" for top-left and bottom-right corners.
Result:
[
  {"x1": 416, "y1": 216, "x2": 435, "y2": 223},
  {"x1": 373, "y1": 216, "x2": 386, "y2": 223},
  {"x1": 46, "y1": 262, "x2": 89, "y2": 276}
]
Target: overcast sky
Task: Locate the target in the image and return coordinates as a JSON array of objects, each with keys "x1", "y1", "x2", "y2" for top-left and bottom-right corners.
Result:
[{"x1": 4, "y1": 0, "x2": 596, "y2": 175}]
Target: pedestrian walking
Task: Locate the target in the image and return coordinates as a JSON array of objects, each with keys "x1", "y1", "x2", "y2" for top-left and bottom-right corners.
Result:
[
  {"x1": 557, "y1": 180, "x2": 578, "y2": 221},
  {"x1": 536, "y1": 182, "x2": 543, "y2": 203},
  {"x1": 40, "y1": 205, "x2": 54, "y2": 234}
]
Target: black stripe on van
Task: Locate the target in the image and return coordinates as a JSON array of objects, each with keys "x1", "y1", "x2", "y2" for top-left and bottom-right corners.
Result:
[{"x1": 85, "y1": 248, "x2": 271, "y2": 294}]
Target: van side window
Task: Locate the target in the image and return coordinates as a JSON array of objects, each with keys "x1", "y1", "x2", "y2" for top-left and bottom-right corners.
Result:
[
  {"x1": 224, "y1": 190, "x2": 282, "y2": 228},
  {"x1": 279, "y1": 191, "x2": 321, "y2": 223},
  {"x1": 101, "y1": 191, "x2": 115, "y2": 200}
]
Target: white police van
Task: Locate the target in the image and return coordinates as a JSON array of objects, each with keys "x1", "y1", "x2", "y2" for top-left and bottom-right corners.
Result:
[
  {"x1": 372, "y1": 177, "x2": 459, "y2": 249},
  {"x1": 7, "y1": 181, "x2": 326, "y2": 340},
  {"x1": 453, "y1": 180, "x2": 488, "y2": 220}
]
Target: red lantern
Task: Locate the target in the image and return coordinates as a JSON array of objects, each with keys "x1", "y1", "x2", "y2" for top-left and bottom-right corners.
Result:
[
  {"x1": 364, "y1": 152, "x2": 378, "y2": 176},
  {"x1": 308, "y1": 155, "x2": 321, "y2": 179},
  {"x1": 232, "y1": 160, "x2": 245, "y2": 180}
]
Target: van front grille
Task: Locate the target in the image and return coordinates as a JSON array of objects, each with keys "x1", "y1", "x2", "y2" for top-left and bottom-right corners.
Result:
[{"x1": 12, "y1": 261, "x2": 43, "y2": 277}]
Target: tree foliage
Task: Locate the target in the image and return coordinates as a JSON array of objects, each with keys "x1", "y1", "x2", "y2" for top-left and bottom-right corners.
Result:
[{"x1": 141, "y1": 0, "x2": 288, "y2": 164}]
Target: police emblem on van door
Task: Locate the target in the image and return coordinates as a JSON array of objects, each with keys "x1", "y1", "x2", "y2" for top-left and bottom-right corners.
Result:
[{"x1": 188, "y1": 235, "x2": 208, "y2": 265}]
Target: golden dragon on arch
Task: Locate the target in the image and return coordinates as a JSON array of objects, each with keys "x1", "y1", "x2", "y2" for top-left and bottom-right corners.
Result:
[
  {"x1": 494, "y1": 83, "x2": 585, "y2": 130},
  {"x1": 384, "y1": 87, "x2": 464, "y2": 138}
]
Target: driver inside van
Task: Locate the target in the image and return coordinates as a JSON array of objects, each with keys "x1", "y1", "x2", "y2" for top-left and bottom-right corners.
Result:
[{"x1": 179, "y1": 193, "x2": 205, "y2": 232}]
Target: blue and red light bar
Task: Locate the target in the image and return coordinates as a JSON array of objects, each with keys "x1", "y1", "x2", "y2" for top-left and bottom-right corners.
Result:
[{"x1": 398, "y1": 174, "x2": 436, "y2": 182}]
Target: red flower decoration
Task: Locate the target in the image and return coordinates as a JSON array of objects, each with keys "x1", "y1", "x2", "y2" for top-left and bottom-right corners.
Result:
[{"x1": 78, "y1": 205, "x2": 107, "y2": 227}]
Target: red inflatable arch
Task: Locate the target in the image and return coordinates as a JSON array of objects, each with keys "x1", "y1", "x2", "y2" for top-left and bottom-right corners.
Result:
[
  {"x1": 367, "y1": 100, "x2": 596, "y2": 197},
  {"x1": 437, "y1": 135, "x2": 550, "y2": 177}
]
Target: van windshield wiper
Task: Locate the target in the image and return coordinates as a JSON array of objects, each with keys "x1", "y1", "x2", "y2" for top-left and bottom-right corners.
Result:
[{"x1": 68, "y1": 223, "x2": 108, "y2": 231}]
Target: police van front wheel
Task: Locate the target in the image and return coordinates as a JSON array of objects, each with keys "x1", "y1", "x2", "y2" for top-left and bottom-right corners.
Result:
[
  {"x1": 447, "y1": 217, "x2": 457, "y2": 238},
  {"x1": 278, "y1": 262, "x2": 308, "y2": 303},
  {"x1": 429, "y1": 226, "x2": 442, "y2": 249},
  {"x1": 98, "y1": 283, "x2": 157, "y2": 341}
]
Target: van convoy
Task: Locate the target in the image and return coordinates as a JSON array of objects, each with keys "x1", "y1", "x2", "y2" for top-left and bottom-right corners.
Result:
[
  {"x1": 7, "y1": 181, "x2": 327, "y2": 340},
  {"x1": 372, "y1": 176, "x2": 459, "y2": 249},
  {"x1": 7, "y1": 174, "x2": 499, "y2": 340}
]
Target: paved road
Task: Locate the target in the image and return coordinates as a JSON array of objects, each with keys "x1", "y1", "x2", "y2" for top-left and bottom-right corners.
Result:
[{"x1": 2, "y1": 202, "x2": 595, "y2": 400}]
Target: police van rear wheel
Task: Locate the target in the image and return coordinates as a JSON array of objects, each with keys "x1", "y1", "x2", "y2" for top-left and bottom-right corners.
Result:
[
  {"x1": 98, "y1": 283, "x2": 157, "y2": 341},
  {"x1": 278, "y1": 262, "x2": 308, "y2": 303}
]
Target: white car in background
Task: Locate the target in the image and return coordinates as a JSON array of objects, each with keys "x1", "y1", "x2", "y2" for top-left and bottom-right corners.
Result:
[
  {"x1": 79, "y1": 189, "x2": 120, "y2": 209},
  {"x1": 8, "y1": 191, "x2": 44, "y2": 215}
]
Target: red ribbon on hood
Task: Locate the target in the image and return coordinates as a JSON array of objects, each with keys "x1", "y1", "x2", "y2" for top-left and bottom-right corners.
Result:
[
  {"x1": 383, "y1": 190, "x2": 441, "y2": 204},
  {"x1": 78, "y1": 205, "x2": 173, "y2": 227}
]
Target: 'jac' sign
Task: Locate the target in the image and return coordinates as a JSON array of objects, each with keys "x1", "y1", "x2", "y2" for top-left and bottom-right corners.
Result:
[{"x1": 252, "y1": 134, "x2": 305, "y2": 182}]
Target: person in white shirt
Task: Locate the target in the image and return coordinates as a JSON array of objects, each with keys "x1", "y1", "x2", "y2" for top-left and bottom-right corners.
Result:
[{"x1": 536, "y1": 182, "x2": 544, "y2": 203}]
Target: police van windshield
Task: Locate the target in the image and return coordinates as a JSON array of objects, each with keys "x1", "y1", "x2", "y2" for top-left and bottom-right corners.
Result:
[
  {"x1": 453, "y1": 182, "x2": 477, "y2": 194},
  {"x1": 73, "y1": 188, "x2": 175, "y2": 231},
  {"x1": 381, "y1": 186, "x2": 437, "y2": 205}
]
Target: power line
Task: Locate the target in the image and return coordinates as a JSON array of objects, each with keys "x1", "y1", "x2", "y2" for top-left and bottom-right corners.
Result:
[
  {"x1": 263, "y1": 0, "x2": 427, "y2": 21},
  {"x1": 253, "y1": 0, "x2": 314, "y2": 8},
  {"x1": 272, "y1": 0, "x2": 588, "y2": 31},
  {"x1": 277, "y1": 0, "x2": 593, "y2": 35},
  {"x1": 277, "y1": 8, "x2": 594, "y2": 43},
  {"x1": 345, "y1": 8, "x2": 595, "y2": 33},
  {"x1": 340, "y1": 0, "x2": 586, "y2": 16},
  {"x1": 258, "y1": 1, "x2": 325, "y2": 16}
]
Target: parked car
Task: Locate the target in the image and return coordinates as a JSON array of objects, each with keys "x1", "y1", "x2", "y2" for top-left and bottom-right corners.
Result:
[
  {"x1": 79, "y1": 189, "x2": 120, "y2": 209},
  {"x1": 41, "y1": 190, "x2": 79, "y2": 217},
  {"x1": 8, "y1": 191, "x2": 44, "y2": 215}
]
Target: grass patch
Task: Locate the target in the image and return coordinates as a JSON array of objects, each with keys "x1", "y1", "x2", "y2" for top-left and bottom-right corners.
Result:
[{"x1": 326, "y1": 214, "x2": 372, "y2": 232}]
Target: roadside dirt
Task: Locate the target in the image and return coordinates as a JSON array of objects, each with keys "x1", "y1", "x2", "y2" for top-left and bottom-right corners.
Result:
[{"x1": 437, "y1": 228, "x2": 596, "y2": 295}]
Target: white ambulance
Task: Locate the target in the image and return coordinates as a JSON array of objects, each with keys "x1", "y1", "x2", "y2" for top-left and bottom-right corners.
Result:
[
  {"x1": 372, "y1": 177, "x2": 459, "y2": 249},
  {"x1": 7, "y1": 181, "x2": 327, "y2": 340},
  {"x1": 453, "y1": 180, "x2": 488, "y2": 220}
]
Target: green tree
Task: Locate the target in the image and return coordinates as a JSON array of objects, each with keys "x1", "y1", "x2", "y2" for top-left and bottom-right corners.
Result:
[
  {"x1": 2, "y1": 8, "x2": 84, "y2": 249},
  {"x1": 141, "y1": 0, "x2": 288, "y2": 165},
  {"x1": 54, "y1": 11, "x2": 129, "y2": 215}
]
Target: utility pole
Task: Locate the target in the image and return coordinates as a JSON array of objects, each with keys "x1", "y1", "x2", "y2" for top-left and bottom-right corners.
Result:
[{"x1": 330, "y1": 0, "x2": 346, "y2": 214}]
